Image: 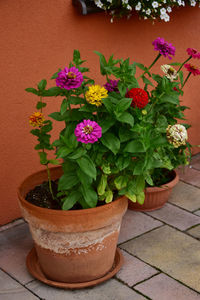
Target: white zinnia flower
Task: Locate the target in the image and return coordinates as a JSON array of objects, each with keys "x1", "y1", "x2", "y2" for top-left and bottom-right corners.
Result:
[
  {"x1": 122, "y1": 0, "x2": 128, "y2": 4},
  {"x1": 152, "y1": 1, "x2": 159, "y2": 8},
  {"x1": 166, "y1": 125, "x2": 188, "y2": 148},
  {"x1": 161, "y1": 64, "x2": 177, "y2": 81},
  {"x1": 135, "y1": 2, "x2": 142, "y2": 10},
  {"x1": 167, "y1": 6, "x2": 172, "y2": 12},
  {"x1": 127, "y1": 4, "x2": 132, "y2": 10},
  {"x1": 107, "y1": 0, "x2": 112, "y2": 3}
]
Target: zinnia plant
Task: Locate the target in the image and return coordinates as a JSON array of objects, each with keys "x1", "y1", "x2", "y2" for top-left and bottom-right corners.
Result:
[
  {"x1": 26, "y1": 38, "x2": 198, "y2": 210},
  {"x1": 93, "y1": 0, "x2": 200, "y2": 22}
]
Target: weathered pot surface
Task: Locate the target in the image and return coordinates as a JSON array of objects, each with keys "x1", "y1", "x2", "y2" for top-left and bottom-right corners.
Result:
[
  {"x1": 18, "y1": 167, "x2": 128, "y2": 283},
  {"x1": 128, "y1": 170, "x2": 179, "y2": 211}
]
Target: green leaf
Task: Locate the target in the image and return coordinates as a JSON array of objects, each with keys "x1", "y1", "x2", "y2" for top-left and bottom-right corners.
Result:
[
  {"x1": 69, "y1": 96, "x2": 84, "y2": 105},
  {"x1": 49, "y1": 112, "x2": 65, "y2": 121},
  {"x1": 179, "y1": 71, "x2": 183, "y2": 87},
  {"x1": 25, "y1": 88, "x2": 39, "y2": 95},
  {"x1": 136, "y1": 191, "x2": 145, "y2": 204},
  {"x1": 142, "y1": 76, "x2": 154, "y2": 87},
  {"x1": 56, "y1": 147, "x2": 73, "y2": 158},
  {"x1": 60, "y1": 99, "x2": 68, "y2": 115},
  {"x1": 105, "y1": 190, "x2": 113, "y2": 203},
  {"x1": 77, "y1": 155, "x2": 97, "y2": 179},
  {"x1": 43, "y1": 87, "x2": 61, "y2": 97},
  {"x1": 67, "y1": 148, "x2": 86, "y2": 160},
  {"x1": 51, "y1": 69, "x2": 61, "y2": 79},
  {"x1": 117, "y1": 82, "x2": 127, "y2": 97},
  {"x1": 124, "y1": 140, "x2": 145, "y2": 153},
  {"x1": 37, "y1": 79, "x2": 47, "y2": 91},
  {"x1": 36, "y1": 102, "x2": 46, "y2": 109},
  {"x1": 94, "y1": 51, "x2": 108, "y2": 75},
  {"x1": 114, "y1": 175, "x2": 129, "y2": 190},
  {"x1": 160, "y1": 94, "x2": 179, "y2": 105},
  {"x1": 49, "y1": 159, "x2": 60, "y2": 165},
  {"x1": 97, "y1": 174, "x2": 107, "y2": 196},
  {"x1": 103, "y1": 98, "x2": 114, "y2": 114},
  {"x1": 115, "y1": 156, "x2": 131, "y2": 171},
  {"x1": 98, "y1": 118, "x2": 115, "y2": 134},
  {"x1": 115, "y1": 98, "x2": 132, "y2": 113},
  {"x1": 101, "y1": 132, "x2": 120, "y2": 155},
  {"x1": 116, "y1": 112, "x2": 134, "y2": 127},
  {"x1": 119, "y1": 127, "x2": 135, "y2": 142},
  {"x1": 62, "y1": 191, "x2": 81, "y2": 210},
  {"x1": 58, "y1": 173, "x2": 79, "y2": 191},
  {"x1": 125, "y1": 193, "x2": 136, "y2": 202},
  {"x1": 81, "y1": 185, "x2": 98, "y2": 207},
  {"x1": 38, "y1": 152, "x2": 48, "y2": 165},
  {"x1": 76, "y1": 168, "x2": 93, "y2": 186}
]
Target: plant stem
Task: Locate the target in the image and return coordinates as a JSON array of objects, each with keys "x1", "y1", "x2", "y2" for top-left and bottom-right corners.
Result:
[
  {"x1": 137, "y1": 54, "x2": 161, "y2": 80},
  {"x1": 177, "y1": 56, "x2": 192, "y2": 73},
  {"x1": 46, "y1": 164, "x2": 55, "y2": 200},
  {"x1": 148, "y1": 92, "x2": 165, "y2": 113},
  {"x1": 40, "y1": 96, "x2": 43, "y2": 113},
  {"x1": 182, "y1": 72, "x2": 191, "y2": 89}
]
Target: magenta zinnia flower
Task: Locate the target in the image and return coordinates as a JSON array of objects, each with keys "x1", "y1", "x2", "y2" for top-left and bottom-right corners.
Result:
[
  {"x1": 104, "y1": 80, "x2": 119, "y2": 92},
  {"x1": 75, "y1": 120, "x2": 102, "y2": 144},
  {"x1": 152, "y1": 37, "x2": 175, "y2": 59},
  {"x1": 56, "y1": 66, "x2": 83, "y2": 90},
  {"x1": 186, "y1": 48, "x2": 200, "y2": 59},
  {"x1": 184, "y1": 64, "x2": 200, "y2": 76}
]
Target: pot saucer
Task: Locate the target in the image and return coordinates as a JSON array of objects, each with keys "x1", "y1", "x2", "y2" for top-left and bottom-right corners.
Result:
[{"x1": 26, "y1": 247, "x2": 123, "y2": 289}]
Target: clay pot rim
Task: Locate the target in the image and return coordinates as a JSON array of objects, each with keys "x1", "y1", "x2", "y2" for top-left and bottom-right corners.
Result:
[
  {"x1": 17, "y1": 167, "x2": 126, "y2": 217},
  {"x1": 145, "y1": 169, "x2": 179, "y2": 193}
]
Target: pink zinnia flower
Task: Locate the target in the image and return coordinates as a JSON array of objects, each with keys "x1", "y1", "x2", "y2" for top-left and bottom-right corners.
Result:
[
  {"x1": 56, "y1": 66, "x2": 83, "y2": 90},
  {"x1": 152, "y1": 37, "x2": 175, "y2": 59},
  {"x1": 187, "y1": 48, "x2": 200, "y2": 59},
  {"x1": 184, "y1": 64, "x2": 200, "y2": 76},
  {"x1": 75, "y1": 120, "x2": 102, "y2": 144}
]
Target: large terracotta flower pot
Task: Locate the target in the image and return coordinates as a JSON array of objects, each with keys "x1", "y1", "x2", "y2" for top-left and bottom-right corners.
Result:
[
  {"x1": 128, "y1": 170, "x2": 179, "y2": 211},
  {"x1": 17, "y1": 167, "x2": 128, "y2": 285}
]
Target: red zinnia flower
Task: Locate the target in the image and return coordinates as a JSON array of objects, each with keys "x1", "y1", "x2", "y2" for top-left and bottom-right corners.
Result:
[
  {"x1": 186, "y1": 48, "x2": 200, "y2": 59},
  {"x1": 184, "y1": 64, "x2": 200, "y2": 76},
  {"x1": 126, "y1": 88, "x2": 148, "y2": 109}
]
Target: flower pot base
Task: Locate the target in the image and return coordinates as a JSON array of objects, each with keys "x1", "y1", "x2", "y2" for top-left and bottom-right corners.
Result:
[{"x1": 26, "y1": 247, "x2": 123, "y2": 289}]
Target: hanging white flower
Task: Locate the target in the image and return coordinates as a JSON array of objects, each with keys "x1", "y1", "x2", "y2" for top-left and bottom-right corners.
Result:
[
  {"x1": 152, "y1": 1, "x2": 159, "y2": 8},
  {"x1": 135, "y1": 2, "x2": 142, "y2": 10},
  {"x1": 190, "y1": 0, "x2": 196, "y2": 6}
]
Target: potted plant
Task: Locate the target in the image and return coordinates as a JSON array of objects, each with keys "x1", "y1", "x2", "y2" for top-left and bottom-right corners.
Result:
[
  {"x1": 92, "y1": 0, "x2": 200, "y2": 22},
  {"x1": 94, "y1": 38, "x2": 199, "y2": 211},
  {"x1": 18, "y1": 38, "x2": 198, "y2": 287}
]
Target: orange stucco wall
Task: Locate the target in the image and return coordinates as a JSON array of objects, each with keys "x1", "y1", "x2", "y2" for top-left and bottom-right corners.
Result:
[{"x1": 0, "y1": 1, "x2": 200, "y2": 225}]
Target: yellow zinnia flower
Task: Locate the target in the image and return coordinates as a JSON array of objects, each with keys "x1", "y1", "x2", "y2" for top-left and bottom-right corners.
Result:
[
  {"x1": 29, "y1": 112, "x2": 45, "y2": 127},
  {"x1": 85, "y1": 85, "x2": 108, "y2": 107}
]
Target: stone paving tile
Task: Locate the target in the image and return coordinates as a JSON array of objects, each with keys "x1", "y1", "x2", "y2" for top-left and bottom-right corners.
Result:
[
  {"x1": 0, "y1": 269, "x2": 38, "y2": 300},
  {"x1": 26, "y1": 278, "x2": 147, "y2": 300},
  {"x1": 178, "y1": 167, "x2": 200, "y2": 188},
  {"x1": 0, "y1": 222, "x2": 34, "y2": 284},
  {"x1": 0, "y1": 218, "x2": 24, "y2": 232},
  {"x1": 134, "y1": 273, "x2": 200, "y2": 300},
  {"x1": 118, "y1": 210, "x2": 163, "y2": 244},
  {"x1": 116, "y1": 249, "x2": 158, "y2": 287},
  {"x1": 191, "y1": 153, "x2": 200, "y2": 170},
  {"x1": 169, "y1": 182, "x2": 200, "y2": 212},
  {"x1": 121, "y1": 225, "x2": 200, "y2": 293},
  {"x1": 146, "y1": 203, "x2": 200, "y2": 231},
  {"x1": 194, "y1": 210, "x2": 200, "y2": 216},
  {"x1": 187, "y1": 225, "x2": 200, "y2": 239}
]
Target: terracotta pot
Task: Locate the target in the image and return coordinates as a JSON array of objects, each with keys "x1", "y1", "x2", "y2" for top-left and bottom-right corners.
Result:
[
  {"x1": 17, "y1": 167, "x2": 128, "y2": 283},
  {"x1": 128, "y1": 170, "x2": 179, "y2": 211}
]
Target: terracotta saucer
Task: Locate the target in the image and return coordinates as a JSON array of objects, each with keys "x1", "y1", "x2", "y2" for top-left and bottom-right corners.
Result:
[{"x1": 26, "y1": 247, "x2": 123, "y2": 289}]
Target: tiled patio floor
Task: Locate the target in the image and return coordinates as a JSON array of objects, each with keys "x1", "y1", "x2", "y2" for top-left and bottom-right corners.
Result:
[{"x1": 0, "y1": 154, "x2": 200, "y2": 300}]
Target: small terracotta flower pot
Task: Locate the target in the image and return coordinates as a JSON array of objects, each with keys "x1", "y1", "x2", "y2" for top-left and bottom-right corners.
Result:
[
  {"x1": 17, "y1": 167, "x2": 128, "y2": 284},
  {"x1": 128, "y1": 170, "x2": 179, "y2": 211}
]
